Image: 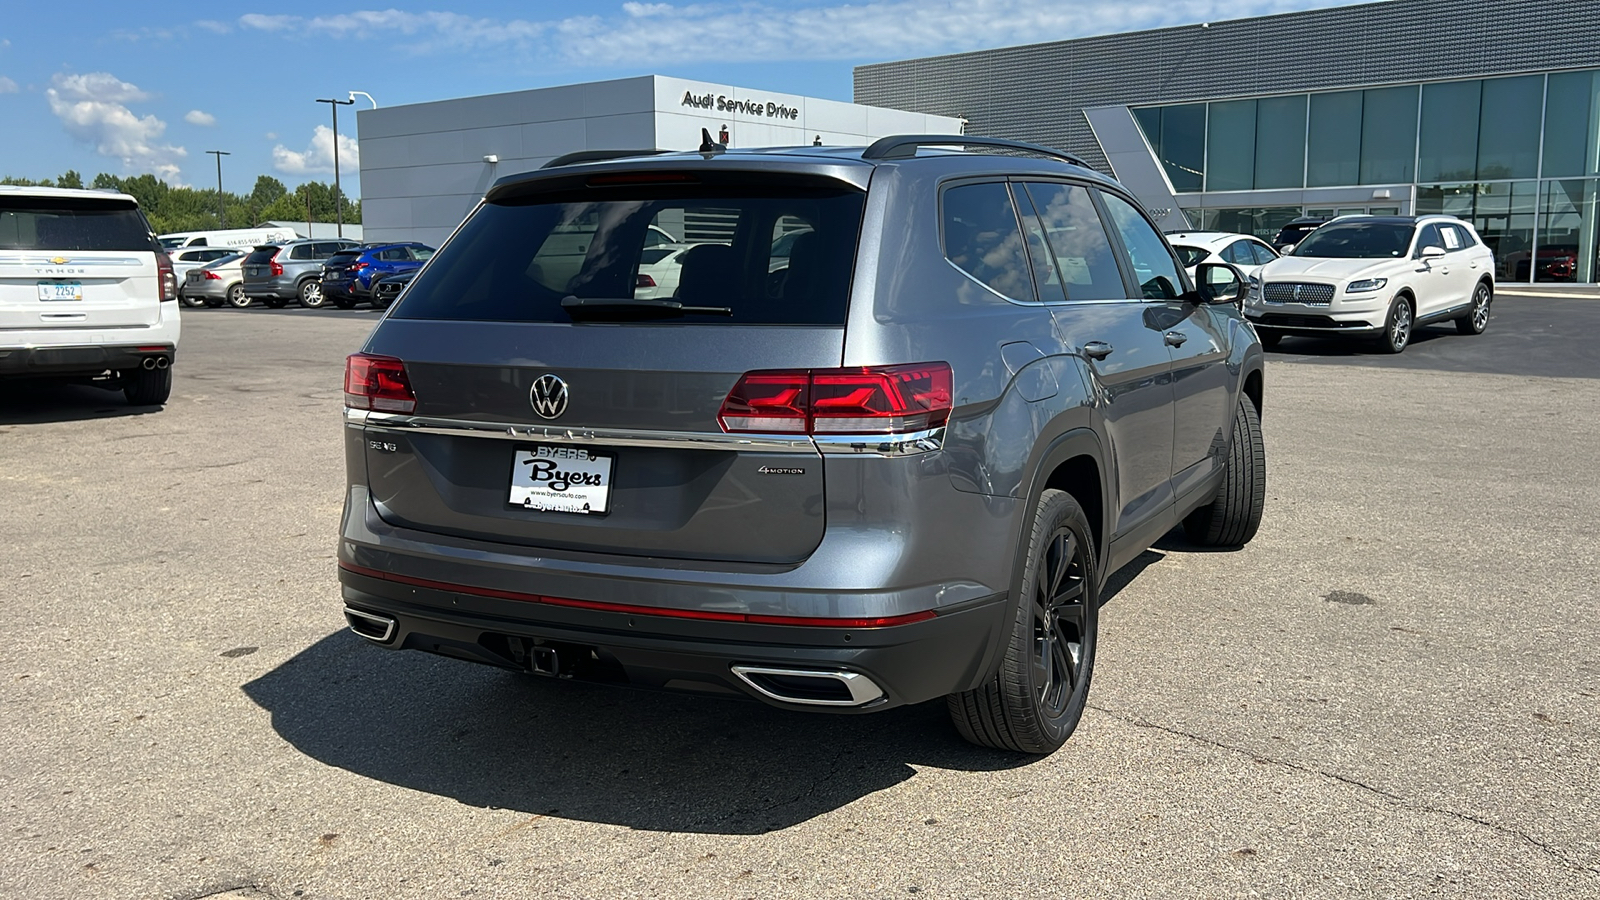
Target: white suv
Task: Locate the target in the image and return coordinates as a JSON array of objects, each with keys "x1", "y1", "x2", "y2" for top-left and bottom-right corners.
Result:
[
  {"x1": 1246, "y1": 215, "x2": 1494, "y2": 353},
  {"x1": 0, "y1": 186, "x2": 179, "y2": 405}
]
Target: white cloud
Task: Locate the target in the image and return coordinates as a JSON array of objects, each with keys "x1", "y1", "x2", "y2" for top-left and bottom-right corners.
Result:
[
  {"x1": 0, "y1": 76, "x2": 18, "y2": 94},
  {"x1": 195, "y1": 20, "x2": 231, "y2": 34},
  {"x1": 233, "y1": 1, "x2": 1353, "y2": 63},
  {"x1": 185, "y1": 109, "x2": 216, "y2": 126},
  {"x1": 272, "y1": 125, "x2": 360, "y2": 176},
  {"x1": 46, "y1": 72, "x2": 186, "y2": 182},
  {"x1": 265, "y1": 131, "x2": 278, "y2": 140}
]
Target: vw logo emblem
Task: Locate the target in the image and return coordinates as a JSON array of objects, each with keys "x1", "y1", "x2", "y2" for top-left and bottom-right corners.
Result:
[{"x1": 529, "y1": 374, "x2": 569, "y2": 420}]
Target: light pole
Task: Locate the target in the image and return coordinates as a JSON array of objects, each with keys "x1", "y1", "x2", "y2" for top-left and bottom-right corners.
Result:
[
  {"x1": 315, "y1": 96, "x2": 355, "y2": 237},
  {"x1": 206, "y1": 150, "x2": 230, "y2": 228}
]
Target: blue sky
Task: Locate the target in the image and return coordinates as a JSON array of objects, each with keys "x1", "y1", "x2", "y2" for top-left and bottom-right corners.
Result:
[{"x1": 0, "y1": 0, "x2": 1360, "y2": 194}]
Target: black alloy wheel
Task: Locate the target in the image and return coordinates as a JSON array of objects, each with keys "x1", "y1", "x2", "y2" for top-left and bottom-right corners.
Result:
[
  {"x1": 1456, "y1": 282, "x2": 1492, "y2": 335},
  {"x1": 948, "y1": 489, "x2": 1099, "y2": 754}
]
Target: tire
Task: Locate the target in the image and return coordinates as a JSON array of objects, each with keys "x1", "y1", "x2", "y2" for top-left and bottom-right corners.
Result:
[
  {"x1": 1456, "y1": 281, "x2": 1491, "y2": 335},
  {"x1": 123, "y1": 365, "x2": 172, "y2": 406},
  {"x1": 205, "y1": 298, "x2": 224, "y2": 308},
  {"x1": 948, "y1": 489, "x2": 1099, "y2": 754},
  {"x1": 1183, "y1": 398, "x2": 1266, "y2": 547},
  {"x1": 1377, "y1": 295, "x2": 1413, "y2": 354},
  {"x1": 299, "y1": 280, "x2": 325, "y2": 308},
  {"x1": 1258, "y1": 330, "x2": 1282, "y2": 349},
  {"x1": 263, "y1": 298, "x2": 286, "y2": 309},
  {"x1": 227, "y1": 283, "x2": 250, "y2": 309}
]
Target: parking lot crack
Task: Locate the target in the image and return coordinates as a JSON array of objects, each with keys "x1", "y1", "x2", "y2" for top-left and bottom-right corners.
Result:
[{"x1": 1089, "y1": 704, "x2": 1600, "y2": 877}]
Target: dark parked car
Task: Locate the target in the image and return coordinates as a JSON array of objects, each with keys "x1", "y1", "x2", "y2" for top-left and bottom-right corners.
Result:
[
  {"x1": 1271, "y1": 216, "x2": 1328, "y2": 252},
  {"x1": 320, "y1": 242, "x2": 435, "y2": 308},
  {"x1": 241, "y1": 239, "x2": 360, "y2": 308},
  {"x1": 338, "y1": 136, "x2": 1267, "y2": 754},
  {"x1": 369, "y1": 268, "x2": 417, "y2": 309}
]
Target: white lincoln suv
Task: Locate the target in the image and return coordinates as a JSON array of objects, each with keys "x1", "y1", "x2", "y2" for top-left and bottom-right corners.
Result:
[
  {"x1": 0, "y1": 186, "x2": 179, "y2": 404},
  {"x1": 1245, "y1": 215, "x2": 1494, "y2": 353}
]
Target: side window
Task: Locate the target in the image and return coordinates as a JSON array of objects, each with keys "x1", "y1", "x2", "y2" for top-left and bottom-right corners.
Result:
[
  {"x1": 380, "y1": 248, "x2": 409, "y2": 261},
  {"x1": 1440, "y1": 226, "x2": 1462, "y2": 251},
  {"x1": 1446, "y1": 224, "x2": 1474, "y2": 249},
  {"x1": 312, "y1": 242, "x2": 345, "y2": 258},
  {"x1": 1417, "y1": 224, "x2": 1445, "y2": 253},
  {"x1": 192, "y1": 238, "x2": 208, "y2": 247},
  {"x1": 1012, "y1": 185, "x2": 1067, "y2": 303},
  {"x1": 411, "y1": 247, "x2": 434, "y2": 261},
  {"x1": 1100, "y1": 193, "x2": 1184, "y2": 300},
  {"x1": 289, "y1": 243, "x2": 313, "y2": 260},
  {"x1": 941, "y1": 181, "x2": 1033, "y2": 301},
  {"x1": 1023, "y1": 182, "x2": 1126, "y2": 302},
  {"x1": 1221, "y1": 241, "x2": 1251, "y2": 265},
  {"x1": 1250, "y1": 241, "x2": 1278, "y2": 265}
]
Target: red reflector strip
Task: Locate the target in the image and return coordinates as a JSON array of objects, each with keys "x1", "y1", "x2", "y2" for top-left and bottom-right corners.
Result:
[
  {"x1": 135, "y1": 345, "x2": 169, "y2": 352},
  {"x1": 338, "y1": 562, "x2": 936, "y2": 628}
]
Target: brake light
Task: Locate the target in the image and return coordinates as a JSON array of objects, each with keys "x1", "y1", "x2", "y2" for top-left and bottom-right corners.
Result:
[
  {"x1": 156, "y1": 252, "x2": 177, "y2": 301},
  {"x1": 636, "y1": 274, "x2": 656, "y2": 288},
  {"x1": 269, "y1": 259, "x2": 284, "y2": 277},
  {"x1": 352, "y1": 262, "x2": 370, "y2": 271},
  {"x1": 344, "y1": 353, "x2": 416, "y2": 413},
  {"x1": 718, "y1": 363, "x2": 952, "y2": 435},
  {"x1": 203, "y1": 269, "x2": 222, "y2": 280}
]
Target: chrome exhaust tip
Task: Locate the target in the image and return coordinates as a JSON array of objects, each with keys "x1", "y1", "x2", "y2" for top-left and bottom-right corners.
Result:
[
  {"x1": 155, "y1": 357, "x2": 169, "y2": 369},
  {"x1": 730, "y1": 665, "x2": 885, "y2": 707},
  {"x1": 344, "y1": 607, "x2": 397, "y2": 643},
  {"x1": 141, "y1": 357, "x2": 157, "y2": 370}
]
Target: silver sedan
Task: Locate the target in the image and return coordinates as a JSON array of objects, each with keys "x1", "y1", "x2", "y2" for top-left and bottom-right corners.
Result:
[{"x1": 182, "y1": 252, "x2": 250, "y2": 308}]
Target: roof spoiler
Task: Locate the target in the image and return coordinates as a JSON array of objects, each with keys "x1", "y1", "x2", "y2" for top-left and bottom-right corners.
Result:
[
  {"x1": 541, "y1": 149, "x2": 671, "y2": 169},
  {"x1": 862, "y1": 134, "x2": 1091, "y2": 168}
]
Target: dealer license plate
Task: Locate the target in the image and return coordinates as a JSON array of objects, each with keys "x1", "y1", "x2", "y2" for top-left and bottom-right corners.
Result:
[
  {"x1": 38, "y1": 281, "x2": 83, "y2": 301},
  {"x1": 509, "y1": 446, "x2": 613, "y2": 514}
]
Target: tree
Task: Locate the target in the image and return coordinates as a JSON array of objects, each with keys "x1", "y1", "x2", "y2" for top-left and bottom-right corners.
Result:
[
  {"x1": 56, "y1": 171, "x2": 84, "y2": 189},
  {"x1": 250, "y1": 175, "x2": 287, "y2": 208},
  {"x1": 91, "y1": 173, "x2": 123, "y2": 191}
]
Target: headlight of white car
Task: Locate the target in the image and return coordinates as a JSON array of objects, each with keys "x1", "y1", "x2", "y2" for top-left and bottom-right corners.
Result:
[
  {"x1": 1346, "y1": 278, "x2": 1388, "y2": 294},
  {"x1": 1246, "y1": 275, "x2": 1262, "y2": 304}
]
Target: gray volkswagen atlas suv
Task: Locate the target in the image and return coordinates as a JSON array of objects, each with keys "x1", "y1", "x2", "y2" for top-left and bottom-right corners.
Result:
[{"x1": 338, "y1": 136, "x2": 1267, "y2": 754}]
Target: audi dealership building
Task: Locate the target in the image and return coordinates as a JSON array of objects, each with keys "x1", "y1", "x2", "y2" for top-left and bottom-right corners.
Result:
[{"x1": 855, "y1": 0, "x2": 1600, "y2": 284}]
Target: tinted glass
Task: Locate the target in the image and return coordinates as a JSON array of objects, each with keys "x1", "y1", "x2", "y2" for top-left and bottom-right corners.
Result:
[
  {"x1": 1477, "y1": 76, "x2": 1542, "y2": 180},
  {"x1": 1171, "y1": 245, "x2": 1209, "y2": 267},
  {"x1": 412, "y1": 247, "x2": 434, "y2": 261},
  {"x1": 1012, "y1": 186, "x2": 1066, "y2": 303},
  {"x1": 327, "y1": 251, "x2": 361, "y2": 265},
  {"x1": 313, "y1": 242, "x2": 348, "y2": 257},
  {"x1": 395, "y1": 185, "x2": 866, "y2": 325},
  {"x1": 244, "y1": 247, "x2": 279, "y2": 265},
  {"x1": 1249, "y1": 242, "x2": 1278, "y2": 265},
  {"x1": 1543, "y1": 71, "x2": 1600, "y2": 178},
  {"x1": 1100, "y1": 192, "x2": 1182, "y2": 300},
  {"x1": 1025, "y1": 182, "x2": 1127, "y2": 302},
  {"x1": 1448, "y1": 224, "x2": 1476, "y2": 248},
  {"x1": 638, "y1": 247, "x2": 676, "y2": 264},
  {"x1": 1417, "y1": 224, "x2": 1444, "y2": 251},
  {"x1": 1220, "y1": 241, "x2": 1252, "y2": 264},
  {"x1": 379, "y1": 247, "x2": 409, "y2": 261},
  {"x1": 1419, "y1": 80, "x2": 1481, "y2": 182},
  {"x1": 1361, "y1": 86, "x2": 1418, "y2": 185},
  {"x1": 289, "y1": 244, "x2": 313, "y2": 260},
  {"x1": 0, "y1": 196, "x2": 154, "y2": 251},
  {"x1": 159, "y1": 236, "x2": 186, "y2": 249},
  {"x1": 942, "y1": 181, "x2": 1032, "y2": 301},
  {"x1": 1206, "y1": 100, "x2": 1256, "y2": 192},
  {"x1": 1293, "y1": 222, "x2": 1415, "y2": 259},
  {"x1": 1254, "y1": 95, "x2": 1307, "y2": 190},
  {"x1": 1308, "y1": 91, "x2": 1363, "y2": 187},
  {"x1": 1539, "y1": 179, "x2": 1600, "y2": 283}
]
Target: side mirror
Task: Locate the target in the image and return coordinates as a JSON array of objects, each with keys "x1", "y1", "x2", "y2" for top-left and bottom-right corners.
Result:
[
  {"x1": 1419, "y1": 245, "x2": 1447, "y2": 259},
  {"x1": 1193, "y1": 261, "x2": 1246, "y2": 305},
  {"x1": 1279, "y1": 243, "x2": 1297, "y2": 255}
]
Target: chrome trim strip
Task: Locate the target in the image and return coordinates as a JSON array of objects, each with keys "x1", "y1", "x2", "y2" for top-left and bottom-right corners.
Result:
[
  {"x1": 344, "y1": 607, "x2": 397, "y2": 643},
  {"x1": 349, "y1": 411, "x2": 945, "y2": 458},
  {"x1": 813, "y1": 426, "x2": 945, "y2": 456},
  {"x1": 730, "y1": 665, "x2": 885, "y2": 707},
  {"x1": 0, "y1": 255, "x2": 147, "y2": 267}
]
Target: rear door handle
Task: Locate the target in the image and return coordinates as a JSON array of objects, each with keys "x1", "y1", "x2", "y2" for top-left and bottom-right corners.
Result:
[
  {"x1": 1082, "y1": 341, "x2": 1114, "y2": 360},
  {"x1": 1164, "y1": 331, "x2": 1188, "y2": 347}
]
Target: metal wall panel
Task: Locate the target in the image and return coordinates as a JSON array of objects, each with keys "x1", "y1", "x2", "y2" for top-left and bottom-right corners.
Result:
[{"x1": 854, "y1": 0, "x2": 1600, "y2": 173}]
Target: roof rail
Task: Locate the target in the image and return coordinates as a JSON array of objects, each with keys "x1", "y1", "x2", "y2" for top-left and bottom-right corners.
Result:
[
  {"x1": 541, "y1": 149, "x2": 671, "y2": 169},
  {"x1": 861, "y1": 134, "x2": 1092, "y2": 168}
]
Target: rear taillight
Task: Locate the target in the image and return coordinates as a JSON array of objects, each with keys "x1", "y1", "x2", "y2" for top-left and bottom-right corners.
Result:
[
  {"x1": 156, "y1": 252, "x2": 177, "y2": 301},
  {"x1": 269, "y1": 252, "x2": 284, "y2": 277},
  {"x1": 636, "y1": 274, "x2": 656, "y2": 288},
  {"x1": 345, "y1": 353, "x2": 416, "y2": 413},
  {"x1": 203, "y1": 270, "x2": 222, "y2": 280},
  {"x1": 718, "y1": 363, "x2": 952, "y2": 435},
  {"x1": 353, "y1": 262, "x2": 370, "y2": 271}
]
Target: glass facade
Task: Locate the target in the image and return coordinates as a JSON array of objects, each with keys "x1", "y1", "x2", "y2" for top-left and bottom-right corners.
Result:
[{"x1": 1137, "y1": 69, "x2": 1600, "y2": 281}]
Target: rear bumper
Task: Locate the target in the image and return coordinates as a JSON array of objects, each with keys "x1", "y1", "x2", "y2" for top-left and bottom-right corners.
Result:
[
  {"x1": 338, "y1": 564, "x2": 1010, "y2": 711},
  {"x1": 0, "y1": 341, "x2": 175, "y2": 377},
  {"x1": 242, "y1": 277, "x2": 298, "y2": 299}
]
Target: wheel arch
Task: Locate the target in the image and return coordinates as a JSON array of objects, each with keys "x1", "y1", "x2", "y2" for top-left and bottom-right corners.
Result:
[{"x1": 1019, "y1": 427, "x2": 1111, "y2": 585}]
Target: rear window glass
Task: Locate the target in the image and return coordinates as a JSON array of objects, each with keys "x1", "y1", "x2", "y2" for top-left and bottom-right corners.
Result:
[
  {"x1": 245, "y1": 247, "x2": 280, "y2": 265},
  {"x1": 1171, "y1": 245, "x2": 1208, "y2": 267},
  {"x1": 393, "y1": 185, "x2": 866, "y2": 325},
  {"x1": 327, "y1": 251, "x2": 361, "y2": 265},
  {"x1": 0, "y1": 196, "x2": 155, "y2": 252}
]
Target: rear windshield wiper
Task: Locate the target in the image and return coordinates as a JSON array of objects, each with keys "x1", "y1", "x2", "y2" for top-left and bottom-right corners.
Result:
[{"x1": 560, "y1": 296, "x2": 732, "y2": 320}]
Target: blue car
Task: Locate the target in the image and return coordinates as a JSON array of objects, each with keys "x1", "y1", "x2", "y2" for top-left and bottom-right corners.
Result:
[{"x1": 320, "y1": 242, "x2": 434, "y2": 309}]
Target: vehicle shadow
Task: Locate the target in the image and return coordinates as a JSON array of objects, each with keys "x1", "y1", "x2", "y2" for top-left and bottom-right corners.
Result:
[
  {"x1": 1103, "y1": 548, "x2": 1163, "y2": 603},
  {"x1": 0, "y1": 378, "x2": 155, "y2": 425},
  {"x1": 243, "y1": 630, "x2": 1036, "y2": 834},
  {"x1": 1266, "y1": 325, "x2": 1451, "y2": 356}
]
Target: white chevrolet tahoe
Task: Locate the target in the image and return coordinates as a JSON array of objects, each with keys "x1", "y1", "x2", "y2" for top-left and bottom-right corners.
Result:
[
  {"x1": 0, "y1": 186, "x2": 179, "y2": 405},
  {"x1": 1246, "y1": 215, "x2": 1494, "y2": 354}
]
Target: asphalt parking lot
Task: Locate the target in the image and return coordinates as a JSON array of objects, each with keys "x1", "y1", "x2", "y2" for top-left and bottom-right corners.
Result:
[{"x1": 3, "y1": 299, "x2": 1598, "y2": 899}]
